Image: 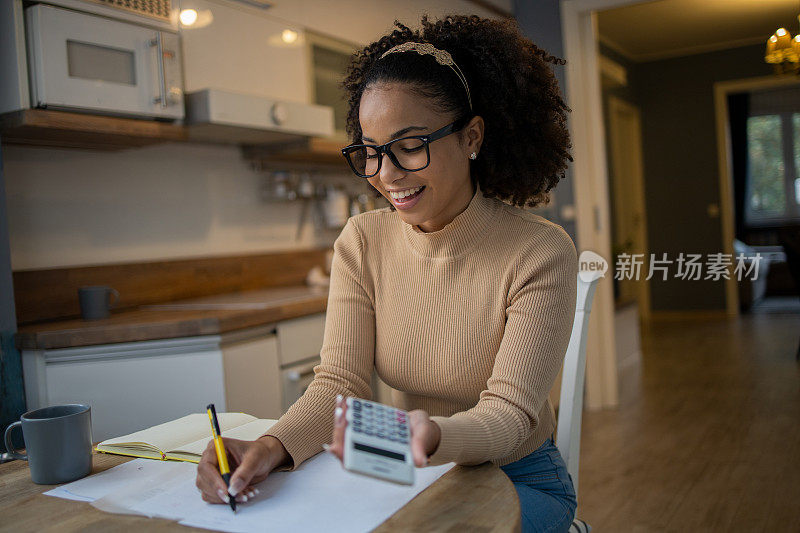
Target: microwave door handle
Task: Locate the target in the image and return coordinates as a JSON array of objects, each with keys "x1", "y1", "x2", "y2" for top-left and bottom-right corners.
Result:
[{"x1": 149, "y1": 33, "x2": 167, "y2": 108}]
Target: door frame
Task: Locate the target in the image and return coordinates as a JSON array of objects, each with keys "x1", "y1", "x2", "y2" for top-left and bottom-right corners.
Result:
[
  {"x1": 560, "y1": 0, "x2": 651, "y2": 409},
  {"x1": 713, "y1": 74, "x2": 800, "y2": 310},
  {"x1": 560, "y1": 0, "x2": 752, "y2": 408}
]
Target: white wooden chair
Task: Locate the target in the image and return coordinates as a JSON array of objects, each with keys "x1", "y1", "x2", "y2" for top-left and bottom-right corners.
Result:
[{"x1": 556, "y1": 271, "x2": 602, "y2": 533}]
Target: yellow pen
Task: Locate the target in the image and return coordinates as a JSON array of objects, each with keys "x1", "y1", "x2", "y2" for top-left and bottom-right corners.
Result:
[{"x1": 207, "y1": 403, "x2": 237, "y2": 512}]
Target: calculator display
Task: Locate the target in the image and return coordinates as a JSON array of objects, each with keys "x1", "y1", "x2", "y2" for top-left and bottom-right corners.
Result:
[{"x1": 354, "y1": 442, "x2": 405, "y2": 462}]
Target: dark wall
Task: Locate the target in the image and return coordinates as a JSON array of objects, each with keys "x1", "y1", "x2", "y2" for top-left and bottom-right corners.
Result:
[
  {"x1": 634, "y1": 43, "x2": 773, "y2": 310},
  {"x1": 513, "y1": 0, "x2": 577, "y2": 245},
  {"x1": 0, "y1": 139, "x2": 25, "y2": 449}
]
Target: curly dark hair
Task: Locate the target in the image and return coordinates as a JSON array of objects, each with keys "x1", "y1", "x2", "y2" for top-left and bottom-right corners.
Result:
[{"x1": 341, "y1": 13, "x2": 572, "y2": 209}]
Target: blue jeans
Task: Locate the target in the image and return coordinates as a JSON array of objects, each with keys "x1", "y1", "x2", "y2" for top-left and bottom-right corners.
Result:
[{"x1": 499, "y1": 437, "x2": 577, "y2": 533}]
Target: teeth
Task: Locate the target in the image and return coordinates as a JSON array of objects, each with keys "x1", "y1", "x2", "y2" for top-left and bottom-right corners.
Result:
[{"x1": 389, "y1": 186, "x2": 423, "y2": 200}]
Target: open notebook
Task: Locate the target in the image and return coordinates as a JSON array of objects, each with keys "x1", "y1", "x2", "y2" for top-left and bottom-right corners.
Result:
[{"x1": 95, "y1": 413, "x2": 278, "y2": 463}]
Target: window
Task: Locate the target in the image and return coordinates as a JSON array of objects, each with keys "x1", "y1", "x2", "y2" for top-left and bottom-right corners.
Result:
[{"x1": 745, "y1": 87, "x2": 800, "y2": 226}]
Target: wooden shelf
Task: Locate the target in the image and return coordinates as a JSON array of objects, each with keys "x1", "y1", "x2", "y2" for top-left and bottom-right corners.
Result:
[
  {"x1": 0, "y1": 109, "x2": 188, "y2": 151},
  {"x1": 241, "y1": 136, "x2": 349, "y2": 169},
  {"x1": 0, "y1": 110, "x2": 348, "y2": 168}
]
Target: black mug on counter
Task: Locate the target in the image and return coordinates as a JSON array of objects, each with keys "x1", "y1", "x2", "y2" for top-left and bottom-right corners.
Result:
[
  {"x1": 78, "y1": 286, "x2": 119, "y2": 320},
  {"x1": 4, "y1": 404, "x2": 93, "y2": 484}
]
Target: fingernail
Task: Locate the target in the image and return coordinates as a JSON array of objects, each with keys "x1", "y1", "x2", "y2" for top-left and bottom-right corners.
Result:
[
  {"x1": 254, "y1": 488, "x2": 261, "y2": 495},
  {"x1": 228, "y1": 479, "x2": 244, "y2": 497},
  {"x1": 334, "y1": 406, "x2": 343, "y2": 423},
  {"x1": 322, "y1": 443, "x2": 331, "y2": 451},
  {"x1": 248, "y1": 490, "x2": 255, "y2": 498},
  {"x1": 240, "y1": 494, "x2": 248, "y2": 502},
  {"x1": 217, "y1": 489, "x2": 230, "y2": 503},
  {"x1": 336, "y1": 393, "x2": 343, "y2": 405}
]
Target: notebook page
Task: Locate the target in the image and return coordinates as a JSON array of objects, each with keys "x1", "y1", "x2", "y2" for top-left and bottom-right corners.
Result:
[
  {"x1": 98, "y1": 413, "x2": 257, "y2": 454},
  {"x1": 171, "y1": 419, "x2": 279, "y2": 457}
]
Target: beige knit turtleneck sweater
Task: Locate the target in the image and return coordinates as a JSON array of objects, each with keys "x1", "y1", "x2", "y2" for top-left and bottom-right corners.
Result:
[{"x1": 263, "y1": 182, "x2": 578, "y2": 471}]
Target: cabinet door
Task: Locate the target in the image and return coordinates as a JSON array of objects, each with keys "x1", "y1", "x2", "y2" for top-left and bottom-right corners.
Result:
[
  {"x1": 276, "y1": 313, "x2": 325, "y2": 366},
  {"x1": 25, "y1": 337, "x2": 226, "y2": 442},
  {"x1": 179, "y1": 0, "x2": 310, "y2": 103},
  {"x1": 222, "y1": 330, "x2": 283, "y2": 419}
]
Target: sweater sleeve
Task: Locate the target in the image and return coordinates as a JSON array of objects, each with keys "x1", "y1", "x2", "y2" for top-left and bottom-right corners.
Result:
[
  {"x1": 261, "y1": 218, "x2": 375, "y2": 472},
  {"x1": 426, "y1": 225, "x2": 578, "y2": 466}
]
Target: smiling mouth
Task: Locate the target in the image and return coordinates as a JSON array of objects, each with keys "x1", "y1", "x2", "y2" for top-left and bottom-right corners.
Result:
[{"x1": 389, "y1": 186, "x2": 425, "y2": 203}]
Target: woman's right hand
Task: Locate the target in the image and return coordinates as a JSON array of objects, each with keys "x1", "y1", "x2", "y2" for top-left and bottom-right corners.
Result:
[{"x1": 195, "y1": 435, "x2": 290, "y2": 504}]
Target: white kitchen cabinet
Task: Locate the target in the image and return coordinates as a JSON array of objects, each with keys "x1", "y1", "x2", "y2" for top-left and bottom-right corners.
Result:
[
  {"x1": 21, "y1": 336, "x2": 226, "y2": 442},
  {"x1": 220, "y1": 325, "x2": 282, "y2": 419},
  {"x1": 178, "y1": 0, "x2": 310, "y2": 104},
  {"x1": 276, "y1": 313, "x2": 325, "y2": 366},
  {"x1": 275, "y1": 313, "x2": 324, "y2": 412},
  {"x1": 276, "y1": 311, "x2": 392, "y2": 406},
  {"x1": 305, "y1": 31, "x2": 358, "y2": 140},
  {"x1": 20, "y1": 311, "x2": 395, "y2": 442}
]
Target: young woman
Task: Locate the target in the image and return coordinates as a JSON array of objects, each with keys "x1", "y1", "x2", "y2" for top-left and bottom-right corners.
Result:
[{"x1": 196, "y1": 14, "x2": 578, "y2": 533}]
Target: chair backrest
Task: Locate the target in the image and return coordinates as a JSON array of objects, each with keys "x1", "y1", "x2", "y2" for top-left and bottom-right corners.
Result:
[{"x1": 556, "y1": 272, "x2": 602, "y2": 494}]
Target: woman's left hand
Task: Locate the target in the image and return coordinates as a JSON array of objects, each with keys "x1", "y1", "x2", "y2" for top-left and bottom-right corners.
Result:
[{"x1": 325, "y1": 394, "x2": 441, "y2": 467}]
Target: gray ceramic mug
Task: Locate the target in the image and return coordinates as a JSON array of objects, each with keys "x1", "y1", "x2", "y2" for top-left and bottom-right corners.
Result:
[
  {"x1": 4, "y1": 404, "x2": 93, "y2": 484},
  {"x1": 78, "y1": 286, "x2": 119, "y2": 320}
]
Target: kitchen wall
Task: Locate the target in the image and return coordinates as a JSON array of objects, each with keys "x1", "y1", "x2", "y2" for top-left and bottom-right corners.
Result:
[
  {"x1": 3, "y1": 142, "x2": 350, "y2": 270},
  {"x1": 254, "y1": 0, "x2": 512, "y2": 46},
  {"x1": 633, "y1": 42, "x2": 773, "y2": 311},
  {"x1": 3, "y1": 0, "x2": 507, "y2": 271}
]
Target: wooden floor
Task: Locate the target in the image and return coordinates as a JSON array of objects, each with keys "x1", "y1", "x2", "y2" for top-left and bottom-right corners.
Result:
[{"x1": 577, "y1": 304, "x2": 800, "y2": 531}]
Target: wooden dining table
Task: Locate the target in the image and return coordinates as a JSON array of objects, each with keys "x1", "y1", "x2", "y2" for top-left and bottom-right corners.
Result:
[{"x1": 0, "y1": 451, "x2": 521, "y2": 532}]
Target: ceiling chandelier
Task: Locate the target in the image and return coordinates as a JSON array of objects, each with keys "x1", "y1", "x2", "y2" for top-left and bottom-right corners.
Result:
[{"x1": 765, "y1": 3, "x2": 800, "y2": 74}]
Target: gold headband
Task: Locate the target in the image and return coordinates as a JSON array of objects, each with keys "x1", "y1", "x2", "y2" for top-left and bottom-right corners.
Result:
[{"x1": 379, "y1": 41, "x2": 473, "y2": 111}]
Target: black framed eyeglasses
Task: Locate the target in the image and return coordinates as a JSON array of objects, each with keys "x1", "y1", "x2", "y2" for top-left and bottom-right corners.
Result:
[{"x1": 341, "y1": 116, "x2": 470, "y2": 178}]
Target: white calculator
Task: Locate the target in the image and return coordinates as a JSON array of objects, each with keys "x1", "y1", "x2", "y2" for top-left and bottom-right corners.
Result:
[{"x1": 343, "y1": 397, "x2": 415, "y2": 485}]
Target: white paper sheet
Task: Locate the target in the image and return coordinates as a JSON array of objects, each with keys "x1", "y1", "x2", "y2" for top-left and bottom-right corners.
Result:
[
  {"x1": 44, "y1": 459, "x2": 189, "y2": 502},
  {"x1": 46, "y1": 453, "x2": 455, "y2": 533}
]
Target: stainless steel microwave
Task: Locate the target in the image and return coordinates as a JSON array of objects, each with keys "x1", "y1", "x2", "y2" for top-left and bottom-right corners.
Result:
[{"x1": 8, "y1": 2, "x2": 184, "y2": 120}]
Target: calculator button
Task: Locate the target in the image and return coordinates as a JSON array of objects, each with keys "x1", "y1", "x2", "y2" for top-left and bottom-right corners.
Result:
[
  {"x1": 364, "y1": 429, "x2": 374, "y2": 436},
  {"x1": 364, "y1": 403, "x2": 373, "y2": 409},
  {"x1": 353, "y1": 399, "x2": 361, "y2": 408}
]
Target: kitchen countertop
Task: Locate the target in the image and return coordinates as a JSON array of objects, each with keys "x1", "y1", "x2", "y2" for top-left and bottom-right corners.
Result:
[{"x1": 15, "y1": 285, "x2": 329, "y2": 351}]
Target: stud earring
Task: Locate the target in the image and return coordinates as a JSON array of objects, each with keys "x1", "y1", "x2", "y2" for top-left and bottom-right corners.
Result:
[{"x1": 469, "y1": 152, "x2": 477, "y2": 160}]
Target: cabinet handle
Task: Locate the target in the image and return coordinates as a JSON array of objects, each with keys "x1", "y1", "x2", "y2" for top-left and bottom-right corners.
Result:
[
  {"x1": 149, "y1": 33, "x2": 167, "y2": 108},
  {"x1": 287, "y1": 368, "x2": 316, "y2": 381}
]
